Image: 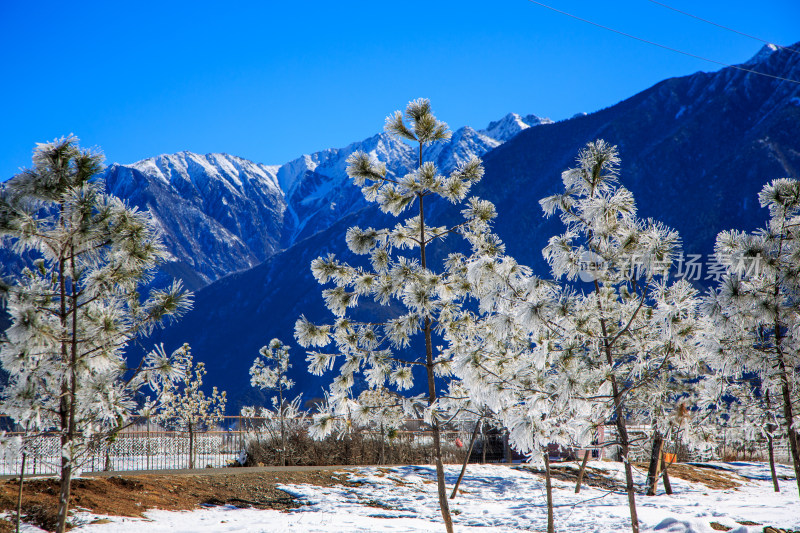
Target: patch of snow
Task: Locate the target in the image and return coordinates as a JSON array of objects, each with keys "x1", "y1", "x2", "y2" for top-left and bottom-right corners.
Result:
[
  {"x1": 69, "y1": 462, "x2": 800, "y2": 533},
  {"x1": 743, "y1": 43, "x2": 779, "y2": 66}
]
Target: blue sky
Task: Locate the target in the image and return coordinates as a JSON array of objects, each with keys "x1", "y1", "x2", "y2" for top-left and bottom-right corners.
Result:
[{"x1": 1, "y1": 0, "x2": 798, "y2": 179}]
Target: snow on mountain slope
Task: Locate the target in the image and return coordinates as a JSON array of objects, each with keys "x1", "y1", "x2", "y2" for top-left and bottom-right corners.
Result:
[
  {"x1": 279, "y1": 115, "x2": 551, "y2": 246},
  {"x1": 278, "y1": 133, "x2": 416, "y2": 245},
  {"x1": 480, "y1": 112, "x2": 553, "y2": 142},
  {"x1": 103, "y1": 152, "x2": 286, "y2": 288},
  {"x1": 100, "y1": 110, "x2": 550, "y2": 288}
]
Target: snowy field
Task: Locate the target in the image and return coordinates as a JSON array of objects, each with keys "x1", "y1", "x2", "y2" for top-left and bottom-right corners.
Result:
[{"x1": 25, "y1": 461, "x2": 800, "y2": 533}]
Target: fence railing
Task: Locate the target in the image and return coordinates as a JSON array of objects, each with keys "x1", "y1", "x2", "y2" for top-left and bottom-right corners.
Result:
[
  {"x1": 0, "y1": 416, "x2": 477, "y2": 476},
  {"x1": 0, "y1": 416, "x2": 789, "y2": 476}
]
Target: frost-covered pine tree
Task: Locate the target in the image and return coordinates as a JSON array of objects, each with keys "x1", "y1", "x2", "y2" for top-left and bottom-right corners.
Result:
[
  {"x1": 450, "y1": 250, "x2": 592, "y2": 456},
  {"x1": 295, "y1": 99, "x2": 497, "y2": 533},
  {"x1": 535, "y1": 140, "x2": 702, "y2": 533},
  {"x1": 703, "y1": 178, "x2": 800, "y2": 496},
  {"x1": 247, "y1": 338, "x2": 297, "y2": 466},
  {"x1": 0, "y1": 137, "x2": 193, "y2": 533},
  {"x1": 157, "y1": 343, "x2": 227, "y2": 469},
  {"x1": 446, "y1": 257, "x2": 587, "y2": 533}
]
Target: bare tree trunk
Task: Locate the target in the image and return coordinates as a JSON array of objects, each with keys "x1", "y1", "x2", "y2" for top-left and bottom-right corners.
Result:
[
  {"x1": 544, "y1": 451, "x2": 555, "y2": 533},
  {"x1": 764, "y1": 390, "x2": 780, "y2": 492},
  {"x1": 189, "y1": 425, "x2": 195, "y2": 469},
  {"x1": 451, "y1": 417, "x2": 482, "y2": 499},
  {"x1": 594, "y1": 280, "x2": 639, "y2": 533},
  {"x1": 646, "y1": 431, "x2": 664, "y2": 496},
  {"x1": 16, "y1": 452, "x2": 26, "y2": 533},
  {"x1": 661, "y1": 451, "x2": 673, "y2": 495},
  {"x1": 280, "y1": 403, "x2": 287, "y2": 467},
  {"x1": 56, "y1": 463, "x2": 72, "y2": 533},
  {"x1": 380, "y1": 422, "x2": 386, "y2": 465},
  {"x1": 481, "y1": 421, "x2": 487, "y2": 464},
  {"x1": 767, "y1": 431, "x2": 780, "y2": 493},
  {"x1": 602, "y1": 330, "x2": 639, "y2": 531},
  {"x1": 56, "y1": 240, "x2": 71, "y2": 533},
  {"x1": 431, "y1": 414, "x2": 453, "y2": 533},
  {"x1": 575, "y1": 450, "x2": 590, "y2": 494},
  {"x1": 57, "y1": 247, "x2": 80, "y2": 533}
]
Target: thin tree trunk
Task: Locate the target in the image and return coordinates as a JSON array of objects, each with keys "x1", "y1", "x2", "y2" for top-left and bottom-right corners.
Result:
[
  {"x1": 57, "y1": 245, "x2": 80, "y2": 533},
  {"x1": 615, "y1": 408, "x2": 639, "y2": 533},
  {"x1": 598, "y1": 309, "x2": 639, "y2": 533},
  {"x1": 661, "y1": 451, "x2": 673, "y2": 495},
  {"x1": 451, "y1": 417, "x2": 482, "y2": 499},
  {"x1": 646, "y1": 431, "x2": 664, "y2": 496},
  {"x1": 481, "y1": 421, "x2": 487, "y2": 464},
  {"x1": 544, "y1": 451, "x2": 555, "y2": 533},
  {"x1": 280, "y1": 402, "x2": 287, "y2": 467},
  {"x1": 189, "y1": 425, "x2": 195, "y2": 469},
  {"x1": 16, "y1": 452, "x2": 26, "y2": 533},
  {"x1": 380, "y1": 422, "x2": 385, "y2": 465},
  {"x1": 765, "y1": 390, "x2": 780, "y2": 493},
  {"x1": 56, "y1": 238, "x2": 71, "y2": 533},
  {"x1": 601, "y1": 338, "x2": 639, "y2": 533},
  {"x1": 770, "y1": 242, "x2": 800, "y2": 497},
  {"x1": 575, "y1": 450, "x2": 590, "y2": 494},
  {"x1": 767, "y1": 431, "x2": 780, "y2": 493},
  {"x1": 418, "y1": 181, "x2": 454, "y2": 533},
  {"x1": 56, "y1": 464, "x2": 72, "y2": 533}
]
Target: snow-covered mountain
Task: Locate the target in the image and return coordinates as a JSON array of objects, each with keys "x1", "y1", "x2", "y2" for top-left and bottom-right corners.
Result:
[
  {"x1": 104, "y1": 152, "x2": 285, "y2": 288},
  {"x1": 101, "y1": 112, "x2": 551, "y2": 288},
  {"x1": 480, "y1": 113, "x2": 553, "y2": 142}
]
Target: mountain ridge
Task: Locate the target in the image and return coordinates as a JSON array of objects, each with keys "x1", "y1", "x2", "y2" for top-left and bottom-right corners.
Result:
[{"x1": 100, "y1": 112, "x2": 551, "y2": 288}]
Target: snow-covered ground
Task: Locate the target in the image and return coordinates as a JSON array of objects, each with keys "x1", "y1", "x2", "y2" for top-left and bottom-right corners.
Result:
[{"x1": 28, "y1": 461, "x2": 800, "y2": 533}]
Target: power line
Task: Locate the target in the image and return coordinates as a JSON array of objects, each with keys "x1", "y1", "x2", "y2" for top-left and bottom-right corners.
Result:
[
  {"x1": 647, "y1": 0, "x2": 800, "y2": 57},
  {"x1": 525, "y1": 0, "x2": 800, "y2": 86}
]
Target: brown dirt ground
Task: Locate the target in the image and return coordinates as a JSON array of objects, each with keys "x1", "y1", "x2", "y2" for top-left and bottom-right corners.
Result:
[
  {"x1": 520, "y1": 461, "x2": 745, "y2": 492},
  {"x1": 633, "y1": 462, "x2": 744, "y2": 490},
  {"x1": 0, "y1": 469, "x2": 360, "y2": 532}
]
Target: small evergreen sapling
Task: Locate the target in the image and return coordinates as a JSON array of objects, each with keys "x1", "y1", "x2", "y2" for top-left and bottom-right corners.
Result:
[
  {"x1": 247, "y1": 339, "x2": 297, "y2": 466},
  {"x1": 157, "y1": 344, "x2": 227, "y2": 469}
]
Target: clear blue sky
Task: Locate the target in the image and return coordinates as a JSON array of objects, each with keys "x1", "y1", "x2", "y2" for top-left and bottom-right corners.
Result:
[{"x1": 1, "y1": 0, "x2": 798, "y2": 179}]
